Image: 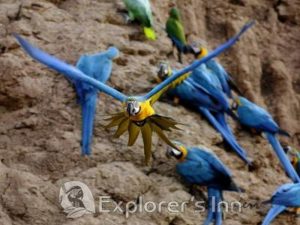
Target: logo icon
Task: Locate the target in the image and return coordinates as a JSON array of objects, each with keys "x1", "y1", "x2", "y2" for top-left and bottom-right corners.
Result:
[{"x1": 59, "y1": 181, "x2": 95, "y2": 218}]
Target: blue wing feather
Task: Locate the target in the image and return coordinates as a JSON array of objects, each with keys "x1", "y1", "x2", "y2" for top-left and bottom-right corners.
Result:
[
  {"x1": 75, "y1": 50, "x2": 115, "y2": 155},
  {"x1": 190, "y1": 147, "x2": 233, "y2": 178},
  {"x1": 176, "y1": 147, "x2": 234, "y2": 188},
  {"x1": 81, "y1": 93, "x2": 97, "y2": 155},
  {"x1": 265, "y1": 133, "x2": 300, "y2": 183},
  {"x1": 14, "y1": 34, "x2": 127, "y2": 102},
  {"x1": 206, "y1": 59, "x2": 231, "y2": 97},
  {"x1": 237, "y1": 97, "x2": 280, "y2": 133},
  {"x1": 142, "y1": 21, "x2": 254, "y2": 101},
  {"x1": 261, "y1": 205, "x2": 286, "y2": 225},
  {"x1": 199, "y1": 108, "x2": 251, "y2": 164}
]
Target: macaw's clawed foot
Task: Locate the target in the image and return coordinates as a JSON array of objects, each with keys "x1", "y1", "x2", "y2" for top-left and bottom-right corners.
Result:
[
  {"x1": 144, "y1": 167, "x2": 157, "y2": 176},
  {"x1": 117, "y1": 8, "x2": 128, "y2": 14},
  {"x1": 222, "y1": 140, "x2": 233, "y2": 152},
  {"x1": 177, "y1": 52, "x2": 183, "y2": 64},
  {"x1": 189, "y1": 185, "x2": 207, "y2": 202},
  {"x1": 173, "y1": 97, "x2": 180, "y2": 105},
  {"x1": 250, "y1": 128, "x2": 259, "y2": 135},
  {"x1": 295, "y1": 208, "x2": 300, "y2": 217},
  {"x1": 248, "y1": 160, "x2": 258, "y2": 172},
  {"x1": 122, "y1": 13, "x2": 133, "y2": 24}
]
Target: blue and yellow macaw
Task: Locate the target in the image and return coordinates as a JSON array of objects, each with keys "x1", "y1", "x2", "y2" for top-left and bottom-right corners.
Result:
[
  {"x1": 74, "y1": 47, "x2": 119, "y2": 155},
  {"x1": 262, "y1": 145, "x2": 300, "y2": 224},
  {"x1": 191, "y1": 42, "x2": 246, "y2": 155},
  {"x1": 262, "y1": 183, "x2": 300, "y2": 225},
  {"x1": 14, "y1": 21, "x2": 253, "y2": 165},
  {"x1": 232, "y1": 96, "x2": 300, "y2": 182},
  {"x1": 191, "y1": 51, "x2": 241, "y2": 130},
  {"x1": 157, "y1": 62, "x2": 251, "y2": 165},
  {"x1": 192, "y1": 45, "x2": 243, "y2": 97},
  {"x1": 167, "y1": 142, "x2": 242, "y2": 225},
  {"x1": 283, "y1": 145, "x2": 300, "y2": 176}
]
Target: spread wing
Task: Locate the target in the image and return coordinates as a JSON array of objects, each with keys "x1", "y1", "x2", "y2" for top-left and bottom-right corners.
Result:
[
  {"x1": 141, "y1": 21, "x2": 255, "y2": 102},
  {"x1": 149, "y1": 72, "x2": 190, "y2": 105},
  {"x1": 14, "y1": 34, "x2": 127, "y2": 102}
]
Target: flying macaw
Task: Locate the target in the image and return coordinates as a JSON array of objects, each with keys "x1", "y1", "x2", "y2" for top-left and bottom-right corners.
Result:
[
  {"x1": 192, "y1": 45, "x2": 243, "y2": 97},
  {"x1": 157, "y1": 62, "x2": 251, "y2": 165},
  {"x1": 122, "y1": 0, "x2": 156, "y2": 40},
  {"x1": 74, "y1": 47, "x2": 119, "y2": 155},
  {"x1": 14, "y1": 21, "x2": 253, "y2": 165},
  {"x1": 232, "y1": 96, "x2": 300, "y2": 182},
  {"x1": 166, "y1": 7, "x2": 195, "y2": 63},
  {"x1": 167, "y1": 142, "x2": 242, "y2": 225},
  {"x1": 262, "y1": 183, "x2": 300, "y2": 225}
]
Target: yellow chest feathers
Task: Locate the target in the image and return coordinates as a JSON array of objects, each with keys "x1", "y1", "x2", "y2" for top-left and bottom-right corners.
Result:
[{"x1": 128, "y1": 100, "x2": 155, "y2": 122}]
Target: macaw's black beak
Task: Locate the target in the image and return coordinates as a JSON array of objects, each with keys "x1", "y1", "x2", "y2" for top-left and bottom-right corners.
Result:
[
  {"x1": 186, "y1": 44, "x2": 200, "y2": 57},
  {"x1": 166, "y1": 145, "x2": 183, "y2": 160},
  {"x1": 166, "y1": 146, "x2": 174, "y2": 159},
  {"x1": 127, "y1": 102, "x2": 135, "y2": 115}
]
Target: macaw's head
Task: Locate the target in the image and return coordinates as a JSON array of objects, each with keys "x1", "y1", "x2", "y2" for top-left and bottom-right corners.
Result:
[
  {"x1": 231, "y1": 96, "x2": 243, "y2": 111},
  {"x1": 106, "y1": 46, "x2": 119, "y2": 59},
  {"x1": 166, "y1": 141, "x2": 188, "y2": 162},
  {"x1": 190, "y1": 42, "x2": 208, "y2": 59},
  {"x1": 284, "y1": 145, "x2": 299, "y2": 166},
  {"x1": 126, "y1": 98, "x2": 141, "y2": 117},
  {"x1": 157, "y1": 62, "x2": 172, "y2": 83},
  {"x1": 195, "y1": 47, "x2": 208, "y2": 59},
  {"x1": 169, "y1": 7, "x2": 181, "y2": 21},
  {"x1": 125, "y1": 98, "x2": 155, "y2": 122}
]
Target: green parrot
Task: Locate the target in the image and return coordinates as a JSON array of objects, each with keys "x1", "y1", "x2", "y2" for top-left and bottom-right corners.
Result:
[
  {"x1": 123, "y1": 0, "x2": 156, "y2": 40},
  {"x1": 166, "y1": 7, "x2": 192, "y2": 63}
]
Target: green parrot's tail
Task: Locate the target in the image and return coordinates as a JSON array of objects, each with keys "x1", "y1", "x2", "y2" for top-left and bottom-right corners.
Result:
[{"x1": 144, "y1": 27, "x2": 156, "y2": 40}]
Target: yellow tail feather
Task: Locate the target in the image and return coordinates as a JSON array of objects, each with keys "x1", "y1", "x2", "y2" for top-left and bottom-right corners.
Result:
[{"x1": 143, "y1": 27, "x2": 156, "y2": 40}]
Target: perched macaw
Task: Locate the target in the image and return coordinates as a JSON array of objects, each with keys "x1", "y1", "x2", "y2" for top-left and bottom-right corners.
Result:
[
  {"x1": 74, "y1": 47, "x2": 119, "y2": 155},
  {"x1": 193, "y1": 45, "x2": 243, "y2": 97},
  {"x1": 167, "y1": 142, "x2": 242, "y2": 225},
  {"x1": 284, "y1": 145, "x2": 300, "y2": 176},
  {"x1": 157, "y1": 62, "x2": 251, "y2": 165},
  {"x1": 191, "y1": 42, "x2": 246, "y2": 149},
  {"x1": 189, "y1": 62, "x2": 247, "y2": 161},
  {"x1": 14, "y1": 21, "x2": 253, "y2": 165},
  {"x1": 166, "y1": 7, "x2": 195, "y2": 63},
  {"x1": 122, "y1": 0, "x2": 156, "y2": 40},
  {"x1": 232, "y1": 96, "x2": 300, "y2": 182},
  {"x1": 262, "y1": 183, "x2": 300, "y2": 225}
]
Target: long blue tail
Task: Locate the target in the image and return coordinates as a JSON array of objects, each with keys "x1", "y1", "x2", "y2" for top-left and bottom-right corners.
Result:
[
  {"x1": 199, "y1": 107, "x2": 251, "y2": 165},
  {"x1": 81, "y1": 93, "x2": 97, "y2": 155},
  {"x1": 214, "y1": 112, "x2": 235, "y2": 138},
  {"x1": 261, "y1": 205, "x2": 286, "y2": 225},
  {"x1": 204, "y1": 188, "x2": 223, "y2": 225},
  {"x1": 265, "y1": 132, "x2": 300, "y2": 182}
]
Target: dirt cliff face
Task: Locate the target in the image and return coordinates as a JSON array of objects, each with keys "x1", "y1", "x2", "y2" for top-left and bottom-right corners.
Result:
[{"x1": 0, "y1": 0, "x2": 299, "y2": 224}]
